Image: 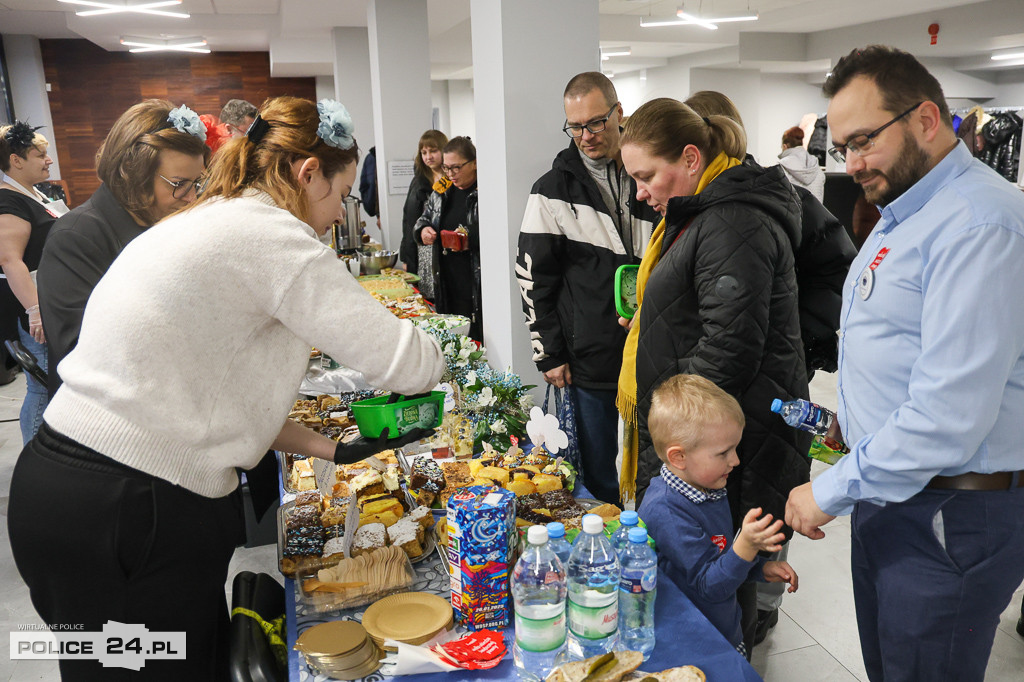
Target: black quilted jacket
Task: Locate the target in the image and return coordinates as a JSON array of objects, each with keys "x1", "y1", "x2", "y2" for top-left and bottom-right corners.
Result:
[{"x1": 634, "y1": 163, "x2": 812, "y2": 539}]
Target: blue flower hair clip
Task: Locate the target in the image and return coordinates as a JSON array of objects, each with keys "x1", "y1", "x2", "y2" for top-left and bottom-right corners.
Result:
[
  {"x1": 316, "y1": 99, "x2": 355, "y2": 150},
  {"x1": 167, "y1": 104, "x2": 207, "y2": 142}
]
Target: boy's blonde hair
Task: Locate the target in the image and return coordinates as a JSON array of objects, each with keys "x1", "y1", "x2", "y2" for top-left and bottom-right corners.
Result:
[{"x1": 649, "y1": 374, "x2": 745, "y2": 460}]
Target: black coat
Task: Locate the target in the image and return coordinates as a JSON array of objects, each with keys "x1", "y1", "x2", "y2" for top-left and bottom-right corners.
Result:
[
  {"x1": 37, "y1": 184, "x2": 147, "y2": 398},
  {"x1": 400, "y1": 173, "x2": 433, "y2": 274},
  {"x1": 634, "y1": 163, "x2": 811, "y2": 538},
  {"x1": 515, "y1": 141, "x2": 658, "y2": 389}
]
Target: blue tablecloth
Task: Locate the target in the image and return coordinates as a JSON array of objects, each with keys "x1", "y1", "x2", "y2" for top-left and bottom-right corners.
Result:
[{"x1": 285, "y1": 556, "x2": 761, "y2": 681}]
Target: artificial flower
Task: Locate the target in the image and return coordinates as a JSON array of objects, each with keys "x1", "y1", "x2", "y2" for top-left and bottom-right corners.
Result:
[
  {"x1": 526, "y1": 406, "x2": 569, "y2": 454},
  {"x1": 316, "y1": 99, "x2": 355, "y2": 150},
  {"x1": 477, "y1": 386, "x2": 497, "y2": 408},
  {"x1": 490, "y1": 419, "x2": 507, "y2": 434},
  {"x1": 168, "y1": 105, "x2": 207, "y2": 142}
]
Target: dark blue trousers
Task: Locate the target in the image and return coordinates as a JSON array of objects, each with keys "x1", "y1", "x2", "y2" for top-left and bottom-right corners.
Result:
[
  {"x1": 851, "y1": 486, "x2": 1024, "y2": 681},
  {"x1": 573, "y1": 386, "x2": 621, "y2": 506}
]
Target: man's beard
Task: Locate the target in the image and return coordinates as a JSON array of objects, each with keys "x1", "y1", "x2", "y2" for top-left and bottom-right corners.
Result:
[{"x1": 854, "y1": 129, "x2": 931, "y2": 207}]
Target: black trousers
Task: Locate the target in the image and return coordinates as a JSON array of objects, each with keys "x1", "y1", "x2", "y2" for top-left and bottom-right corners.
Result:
[{"x1": 8, "y1": 422, "x2": 246, "y2": 681}]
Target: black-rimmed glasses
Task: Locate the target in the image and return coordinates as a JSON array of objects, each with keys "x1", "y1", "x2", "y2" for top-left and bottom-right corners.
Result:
[
  {"x1": 563, "y1": 103, "x2": 619, "y2": 138},
  {"x1": 828, "y1": 102, "x2": 923, "y2": 163},
  {"x1": 158, "y1": 174, "x2": 206, "y2": 200},
  {"x1": 442, "y1": 161, "x2": 472, "y2": 175}
]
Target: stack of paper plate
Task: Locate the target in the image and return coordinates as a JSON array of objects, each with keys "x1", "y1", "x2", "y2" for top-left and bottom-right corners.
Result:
[
  {"x1": 362, "y1": 592, "x2": 454, "y2": 652},
  {"x1": 293, "y1": 620, "x2": 381, "y2": 680}
]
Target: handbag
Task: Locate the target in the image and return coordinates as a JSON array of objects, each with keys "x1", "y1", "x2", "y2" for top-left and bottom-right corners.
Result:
[{"x1": 542, "y1": 384, "x2": 582, "y2": 471}]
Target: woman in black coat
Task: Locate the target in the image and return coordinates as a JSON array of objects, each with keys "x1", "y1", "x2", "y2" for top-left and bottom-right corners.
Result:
[
  {"x1": 400, "y1": 129, "x2": 447, "y2": 276},
  {"x1": 619, "y1": 97, "x2": 811, "y2": 530}
]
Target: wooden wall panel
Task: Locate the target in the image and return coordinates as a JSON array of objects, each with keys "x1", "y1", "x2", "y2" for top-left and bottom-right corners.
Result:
[{"x1": 40, "y1": 39, "x2": 316, "y2": 206}]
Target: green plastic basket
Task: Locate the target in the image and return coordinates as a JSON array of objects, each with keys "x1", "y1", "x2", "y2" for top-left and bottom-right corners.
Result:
[{"x1": 350, "y1": 391, "x2": 445, "y2": 439}]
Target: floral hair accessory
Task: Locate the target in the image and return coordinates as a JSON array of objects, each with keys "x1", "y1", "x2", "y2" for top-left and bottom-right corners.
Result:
[
  {"x1": 167, "y1": 104, "x2": 207, "y2": 142},
  {"x1": 316, "y1": 99, "x2": 355, "y2": 150},
  {"x1": 2, "y1": 121, "x2": 44, "y2": 154}
]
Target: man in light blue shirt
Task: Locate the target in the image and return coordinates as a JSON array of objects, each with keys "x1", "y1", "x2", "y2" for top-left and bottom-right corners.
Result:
[{"x1": 786, "y1": 46, "x2": 1024, "y2": 681}]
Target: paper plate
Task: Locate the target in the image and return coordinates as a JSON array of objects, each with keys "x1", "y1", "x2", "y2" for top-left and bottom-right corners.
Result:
[
  {"x1": 294, "y1": 620, "x2": 368, "y2": 657},
  {"x1": 362, "y1": 592, "x2": 452, "y2": 646}
]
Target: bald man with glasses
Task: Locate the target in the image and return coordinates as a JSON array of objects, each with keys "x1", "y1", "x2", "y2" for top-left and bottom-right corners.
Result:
[{"x1": 515, "y1": 72, "x2": 658, "y2": 506}]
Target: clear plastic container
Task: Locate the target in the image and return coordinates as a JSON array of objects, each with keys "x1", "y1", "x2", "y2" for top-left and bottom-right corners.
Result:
[
  {"x1": 512, "y1": 525, "x2": 568, "y2": 680},
  {"x1": 566, "y1": 514, "x2": 621, "y2": 659},
  {"x1": 618, "y1": 527, "x2": 657, "y2": 660}
]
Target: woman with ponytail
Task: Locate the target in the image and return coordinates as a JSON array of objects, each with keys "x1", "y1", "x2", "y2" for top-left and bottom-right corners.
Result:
[
  {"x1": 9, "y1": 96, "x2": 443, "y2": 681},
  {"x1": 37, "y1": 99, "x2": 210, "y2": 398},
  {"x1": 619, "y1": 99, "x2": 809, "y2": 655}
]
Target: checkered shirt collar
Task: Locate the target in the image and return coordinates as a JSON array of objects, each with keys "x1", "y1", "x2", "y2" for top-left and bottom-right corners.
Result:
[{"x1": 660, "y1": 464, "x2": 728, "y2": 504}]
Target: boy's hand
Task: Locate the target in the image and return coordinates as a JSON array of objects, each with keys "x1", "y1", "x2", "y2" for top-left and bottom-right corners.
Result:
[
  {"x1": 732, "y1": 507, "x2": 786, "y2": 561},
  {"x1": 763, "y1": 560, "x2": 799, "y2": 593}
]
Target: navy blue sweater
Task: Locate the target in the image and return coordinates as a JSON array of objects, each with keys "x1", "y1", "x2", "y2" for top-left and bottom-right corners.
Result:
[{"x1": 638, "y1": 473, "x2": 765, "y2": 648}]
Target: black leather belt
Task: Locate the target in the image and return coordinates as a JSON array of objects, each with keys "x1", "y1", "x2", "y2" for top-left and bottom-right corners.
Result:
[{"x1": 926, "y1": 470, "x2": 1024, "y2": 491}]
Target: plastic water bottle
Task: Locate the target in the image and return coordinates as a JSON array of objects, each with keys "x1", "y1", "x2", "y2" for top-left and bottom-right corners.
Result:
[
  {"x1": 566, "y1": 513, "x2": 621, "y2": 660},
  {"x1": 512, "y1": 525, "x2": 568, "y2": 681},
  {"x1": 546, "y1": 522, "x2": 573, "y2": 568},
  {"x1": 610, "y1": 510, "x2": 639, "y2": 557},
  {"x1": 618, "y1": 527, "x2": 657, "y2": 660},
  {"x1": 770, "y1": 398, "x2": 835, "y2": 436}
]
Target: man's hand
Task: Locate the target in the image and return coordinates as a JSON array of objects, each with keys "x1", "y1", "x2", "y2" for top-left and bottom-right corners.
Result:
[
  {"x1": 617, "y1": 315, "x2": 634, "y2": 330},
  {"x1": 543, "y1": 363, "x2": 572, "y2": 388},
  {"x1": 785, "y1": 482, "x2": 835, "y2": 540},
  {"x1": 421, "y1": 227, "x2": 437, "y2": 245},
  {"x1": 762, "y1": 560, "x2": 799, "y2": 593}
]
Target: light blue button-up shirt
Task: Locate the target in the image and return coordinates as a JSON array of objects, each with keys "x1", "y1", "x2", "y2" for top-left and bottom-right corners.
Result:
[{"x1": 814, "y1": 142, "x2": 1024, "y2": 516}]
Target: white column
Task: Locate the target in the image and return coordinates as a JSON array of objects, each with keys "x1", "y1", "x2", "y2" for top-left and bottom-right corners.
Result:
[
  {"x1": 3, "y1": 35, "x2": 61, "y2": 181},
  {"x1": 330, "y1": 27, "x2": 377, "y2": 230},
  {"x1": 366, "y1": 0, "x2": 433, "y2": 252},
  {"x1": 470, "y1": 0, "x2": 599, "y2": 390}
]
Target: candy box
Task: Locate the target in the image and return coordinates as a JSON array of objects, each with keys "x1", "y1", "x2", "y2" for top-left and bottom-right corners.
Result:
[{"x1": 446, "y1": 486, "x2": 517, "y2": 630}]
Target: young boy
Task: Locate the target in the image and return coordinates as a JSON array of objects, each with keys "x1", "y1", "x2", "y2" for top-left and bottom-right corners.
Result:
[{"x1": 637, "y1": 374, "x2": 798, "y2": 658}]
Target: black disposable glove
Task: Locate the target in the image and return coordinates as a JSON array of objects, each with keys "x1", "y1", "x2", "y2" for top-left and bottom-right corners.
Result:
[{"x1": 333, "y1": 427, "x2": 436, "y2": 465}]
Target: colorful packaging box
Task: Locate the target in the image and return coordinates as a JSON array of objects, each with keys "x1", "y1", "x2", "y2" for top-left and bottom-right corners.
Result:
[{"x1": 446, "y1": 486, "x2": 517, "y2": 630}]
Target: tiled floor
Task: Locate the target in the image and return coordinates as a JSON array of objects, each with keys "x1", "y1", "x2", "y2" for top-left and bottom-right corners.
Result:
[{"x1": 1, "y1": 371, "x2": 1023, "y2": 681}]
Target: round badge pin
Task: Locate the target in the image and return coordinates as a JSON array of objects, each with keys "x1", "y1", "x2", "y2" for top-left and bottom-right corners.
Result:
[{"x1": 858, "y1": 266, "x2": 874, "y2": 300}]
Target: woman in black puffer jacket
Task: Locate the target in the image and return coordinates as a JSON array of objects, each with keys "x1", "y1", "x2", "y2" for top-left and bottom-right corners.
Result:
[{"x1": 620, "y1": 98, "x2": 811, "y2": 526}]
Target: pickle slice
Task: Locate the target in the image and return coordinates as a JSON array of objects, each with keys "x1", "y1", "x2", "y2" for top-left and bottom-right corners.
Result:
[{"x1": 581, "y1": 652, "x2": 617, "y2": 680}]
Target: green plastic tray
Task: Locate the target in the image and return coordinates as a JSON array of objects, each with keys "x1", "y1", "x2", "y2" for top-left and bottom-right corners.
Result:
[
  {"x1": 350, "y1": 391, "x2": 445, "y2": 438},
  {"x1": 615, "y1": 264, "x2": 640, "y2": 319}
]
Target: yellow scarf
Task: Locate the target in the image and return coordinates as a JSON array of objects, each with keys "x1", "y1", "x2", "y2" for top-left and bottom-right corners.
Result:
[{"x1": 617, "y1": 151, "x2": 742, "y2": 503}]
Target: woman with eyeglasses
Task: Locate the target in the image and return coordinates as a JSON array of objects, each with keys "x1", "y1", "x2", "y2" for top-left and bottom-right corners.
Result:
[
  {"x1": 400, "y1": 129, "x2": 448, "y2": 281},
  {"x1": 619, "y1": 99, "x2": 810, "y2": 657},
  {"x1": 37, "y1": 99, "x2": 209, "y2": 398},
  {"x1": 414, "y1": 136, "x2": 482, "y2": 340},
  {"x1": 9, "y1": 96, "x2": 443, "y2": 681},
  {"x1": 0, "y1": 122, "x2": 65, "y2": 443}
]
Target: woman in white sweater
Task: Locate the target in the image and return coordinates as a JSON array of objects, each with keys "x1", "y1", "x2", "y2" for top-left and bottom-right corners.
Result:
[{"x1": 7, "y1": 96, "x2": 444, "y2": 681}]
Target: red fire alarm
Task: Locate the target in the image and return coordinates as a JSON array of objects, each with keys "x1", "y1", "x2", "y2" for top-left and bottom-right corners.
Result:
[{"x1": 928, "y1": 23, "x2": 940, "y2": 46}]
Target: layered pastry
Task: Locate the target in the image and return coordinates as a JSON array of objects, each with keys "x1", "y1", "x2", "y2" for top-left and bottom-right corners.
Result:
[
  {"x1": 387, "y1": 517, "x2": 424, "y2": 558},
  {"x1": 409, "y1": 458, "x2": 445, "y2": 493},
  {"x1": 351, "y1": 522, "x2": 387, "y2": 557}
]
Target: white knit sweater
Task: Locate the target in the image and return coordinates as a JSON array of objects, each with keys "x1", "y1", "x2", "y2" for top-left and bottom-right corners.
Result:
[{"x1": 45, "y1": 191, "x2": 444, "y2": 497}]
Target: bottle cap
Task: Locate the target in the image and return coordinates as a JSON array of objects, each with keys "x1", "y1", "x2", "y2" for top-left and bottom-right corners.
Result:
[
  {"x1": 527, "y1": 525, "x2": 549, "y2": 545},
  {"x1": 582, "y1": 513, "x2": 604, "y2": 535},
  {"x1": 546, "y1": 522, "x2": 565, "y2": 538},
  {"x1": 628, "y1": 527, "x2": 648, "y2": 543},
  {"x1": 770, "y1": 398, "x2": 783, "y2": 413},
  {"x1": 620, "y1": 510, "x2": 639, "y2": 526}
]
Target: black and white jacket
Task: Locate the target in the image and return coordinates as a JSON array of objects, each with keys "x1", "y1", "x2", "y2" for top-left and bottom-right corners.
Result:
[{"x1": 516, "y1": 141, "x2": 658, "y2": 390}]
